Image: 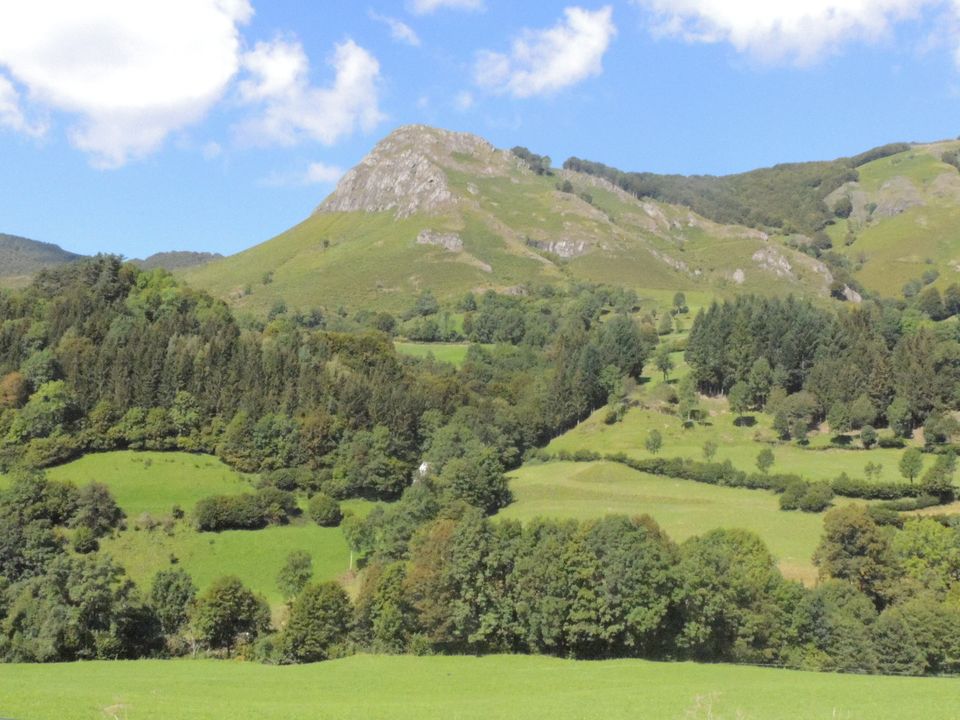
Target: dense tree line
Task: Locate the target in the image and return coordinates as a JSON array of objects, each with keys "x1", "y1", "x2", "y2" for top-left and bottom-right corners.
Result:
[
  {"x1": 685, "y1": 295, "x2": 960, "y2": 443},
  {"x1": 4, "y1": 458, "x2": 960, "y2": 675},
  {"x1": 0, "y1": 259, "x2": 652, "y2": 508},
  {"x1": 564, "y1": 143, "x2": 910, "y2": 234}
]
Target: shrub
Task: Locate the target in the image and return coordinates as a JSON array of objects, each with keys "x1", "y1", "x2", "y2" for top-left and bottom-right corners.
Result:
[
  {"x1": 798, "y1": 483, "x2": 834, "y2": 512},
  {"x1": 194, "y1": 488, "x2": 297, "y2": 531},
  {"x1": 72, "y1": 526, "x2": 99, "y2": 554},
  {"x1": 779, "y1": 481, "x2": 806, "y2": 511},
  {"x1": 308, "y1": 493, "x2": 343, "y2": 527}
]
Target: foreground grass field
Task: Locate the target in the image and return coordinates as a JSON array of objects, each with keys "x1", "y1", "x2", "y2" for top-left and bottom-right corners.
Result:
[
  {"x1": 500, "y1": 461, "x2": 836, "y2": 583},
  {"x1": 1, "y1": 654, "x2": 956, "y2": 720}
]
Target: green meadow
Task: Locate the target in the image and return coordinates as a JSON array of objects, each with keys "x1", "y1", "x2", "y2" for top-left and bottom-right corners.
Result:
[
  {"x1": 395, "y1": 341, "x2": 483, "y2": 367},
  {"x1": 1, "y1": 654, "x2": 956, "y2": 720},
  {"x1": 5, "y1": 452, "x2": 363, "y2": 607},
  {"x1": 499, "y1": 460, "x2": 837, "y2": 584},
  {"x1": 547, "y1": 397, "x2": 933, "y2": 486}
]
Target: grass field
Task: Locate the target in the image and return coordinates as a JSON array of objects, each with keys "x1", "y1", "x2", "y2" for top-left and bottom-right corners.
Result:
[
  {"x1": 3, "y1": 452, "x2": 363, "y2": 607},
  {"x1": 548, "y1": 397, "x2": 933, "y2": 486},
  {"x1": 395, "y1": 341, "x2": 486, "y2": 367},
  {"x1": 1, "y1": 654, "x2": 957, "y2": 720},
  {"x1": 45, "y1": 451, "x2": 254, "y2": 517},
  {"x1": 499, "y1": 461, "x2": 837, "y2": 583}
]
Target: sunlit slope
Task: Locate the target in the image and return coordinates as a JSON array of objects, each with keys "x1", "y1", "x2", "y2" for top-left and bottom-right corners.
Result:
[
  {"x1": 830, "y1": 140, "x2": 960, "y2": 295},
  {"x1": 181, "y1": 126, "x2": 831, "y2": 314}
]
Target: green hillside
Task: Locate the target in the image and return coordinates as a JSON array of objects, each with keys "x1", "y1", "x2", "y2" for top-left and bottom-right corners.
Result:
[
  {"x1": 9, "y1": 452, "x2": 362, "y2": 607},
  {"x1": 828, "y1": 141, "x2": 960, "y2": 296},
  {"x1": 180, "y1": 125, "x2": 832, "y2": 315},
  {"x1": 0, "y1": 233, "x2": 82, "y2": 287},
  {"x1": 1, "y1": 654, "x2": 956, "y2": 720}
]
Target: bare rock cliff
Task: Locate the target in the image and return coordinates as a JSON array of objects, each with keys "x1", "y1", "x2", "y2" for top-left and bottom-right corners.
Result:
[{"x1": 316, "y1": 125, "x2": 515, "y2": 219}]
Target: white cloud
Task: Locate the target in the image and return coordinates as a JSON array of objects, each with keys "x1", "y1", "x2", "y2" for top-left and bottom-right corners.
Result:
[
  {"x1": 454, "y1": 90, "x2": 475, "y2": 110},
  {"x1": 304, "y1": 162, "x2": 345, "y2": 184},
  {"x1": 236, "y1": 38, "x2": 385, "y2": 146},
  {"x1": 202, "y1": 141, "x2": 223, "y2": 160},
  {"x1": 261, "y1": 161, "x2": 344, "y2": 187},
  {"x1": 369, "y1": 10, "x2": 421, "y2": 46},
  {"x1": 0, "y1": 75, "x2": 46, "y2": 137},
  {"x1": 634, "y1": 0, "x2": 934, "y2": 65},
  {"x1": 0, "y1": 0, "x2": 252, "y2": 167},
  {"x1": 474, "y1": 6, "x2": 616, "y2": 98},
  {"x1": 408, "y1": 0, "x2": 484, "y2": 14}
]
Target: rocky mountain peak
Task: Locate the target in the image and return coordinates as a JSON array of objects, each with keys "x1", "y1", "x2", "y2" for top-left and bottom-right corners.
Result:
[{"x1": 315, "y1": 124, "x2": 517, "y2": 219}]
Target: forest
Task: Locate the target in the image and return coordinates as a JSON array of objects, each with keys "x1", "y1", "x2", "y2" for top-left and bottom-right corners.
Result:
[{"x1": 1, "y1": 257, "x2": 960, "y2": 676}]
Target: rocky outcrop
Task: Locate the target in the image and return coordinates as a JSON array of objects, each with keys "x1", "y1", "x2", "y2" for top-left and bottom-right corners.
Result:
[
  {"x1": 416, "y1": 230, "x2": 463, "y2": 252},
  {"x1": 529, "y1": 239, "x2": 589, "y2": 258},
  {"x1": 316, "y1": 125, "x2": 513, "y2": 219},
  {"x1": 752, "y1": 247, "x2": 794, "y2": 279}
]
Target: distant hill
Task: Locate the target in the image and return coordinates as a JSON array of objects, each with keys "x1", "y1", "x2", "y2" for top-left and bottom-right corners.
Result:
[
  {"x1": 0, "y1": 233, "x2": 83, "y2": 287},
  {"x1": 181, "y1": 125, "x2": 834, "y2": 315},
  {"x1": 564, "y1": 143, "x2": 912, "y2": 235},
  {"x1": 133, "y1": 251, "x2": 222, "y2": 272}
]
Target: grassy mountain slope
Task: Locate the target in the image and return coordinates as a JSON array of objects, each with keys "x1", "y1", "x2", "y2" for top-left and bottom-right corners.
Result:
[
  {"x1": 825, "y1": 140, "x2": 960, "y2": 296},
  {"x1": 133, "y1": 251, "x2": 222, "y2": 271},
  {"x1": 181, "y1": 126, "x2": 832, "y2": 315},
  {"x1": 0, "y1": 233, "x2": 82, "y2": 287}
]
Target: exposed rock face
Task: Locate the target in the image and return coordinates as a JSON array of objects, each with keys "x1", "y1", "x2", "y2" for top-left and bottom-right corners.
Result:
[
  {"x1": 732, "y1": 268, "x2": 746, "y2": 285},
  {"x1": 316, "y1": 125, "x2": 513, "y2": 219},
  {"x1": 752, "y1": 247, "x2": 794, "y2": 279},
  {"x1": 417, "y1": 230, "x2": 463, "y2": 252},
  {"x1": 843, "y1": 285, "x2": 863, "y2": 303},
  {"x1": 529, "y1": 239, "x2": 589, "y2": 258}
]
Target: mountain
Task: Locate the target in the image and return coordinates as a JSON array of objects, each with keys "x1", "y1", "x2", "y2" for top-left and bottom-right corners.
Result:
[
  {"x1": 180, "y1": 125, "x2": 835, "y2": 314},
  {"x1": 132, "y1": 251, "x2": 223, "y2": 272},
  {"x1": 0, "y1": 233, "x2": 83, "y2": 287},
  {"x1": 824, "y1": 141, "x2": 960, "y2": 297}
]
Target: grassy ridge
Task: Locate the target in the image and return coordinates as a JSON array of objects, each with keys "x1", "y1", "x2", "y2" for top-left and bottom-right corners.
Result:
[{"x1": 0, "y1": 654, "x2": 955, "y2": 720}]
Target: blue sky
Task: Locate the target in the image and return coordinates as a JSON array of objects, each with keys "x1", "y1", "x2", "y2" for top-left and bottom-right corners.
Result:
[{"x1": 1, "y1": 1, "x2": 959, "y2": 258}]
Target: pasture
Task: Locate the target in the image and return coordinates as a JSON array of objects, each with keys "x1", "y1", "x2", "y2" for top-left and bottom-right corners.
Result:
[
  {"x1": 6, "y1": 452, "x2": 364, "y2": 607},
  {"x1": 499, "y1": 460, "x2": 838, "y2": 583},
  {"x1": 0, "y1": 654, "x2": 956, "y2": 720},
  {"x1": 547, "y1": 396, "x2": 933, "y2": 486}
]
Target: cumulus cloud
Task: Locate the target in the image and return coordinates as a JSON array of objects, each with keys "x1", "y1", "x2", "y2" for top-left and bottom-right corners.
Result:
[
  {"x1": 369, "y1": 10, "x2": 421, "y2": 46},
  {"x1": 261, "y1": 161, "x2": 344, "y2": 187},
  {"x1": 0, "y1": 75, "x2": 46, "y2": 137},
  {"x1": 454, "y1": 90, "x2": 475, "y2": 110},
  {"x1": 474, "y1": 6, "x2": 616, "y2": 97},
  {"x1": 408, "y1": 0, "x2": 484, "y2": 14},
  {"x1": 236, "y1": 38, "x2": 385, "y2": 146},
  {"x1": 634, "y1": 0, "x2": 935, "y2": 65},
  {"x1": 0, "y1": 0, "x2": 252, "y2": 167}
]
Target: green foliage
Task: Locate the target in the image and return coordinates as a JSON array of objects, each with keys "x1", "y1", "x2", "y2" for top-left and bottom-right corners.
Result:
[
  {"x1": 814, "y1": 506, "x2": 893, "y2": 605},
  {"x1": 644, "y1": 429, "x2": 662, "y2": 455},
  {"x1": 755, "y1": 447, "x2": 774, "y2": 474},
  {"x1": 899, "y1": 448, "x2": 924, "y2": 483},
  {"x1": 279, "y1": 582, "x2": 352, "y2": 663},
  {"x1": 193, "y1": 488, "x2": 297, "y2": 532},
  {"x1": 307, "y1": 492, "x2": 342, "y2": 527},
  {"x1": 190, "y1": 576, "x2": 270, "y2": 654},
  {"x1": 276, "y1": 551, "x2": 313, "y2": 601},
  {"x1": 149, "y1": 568, "x2": 197, "y2": 636}
]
